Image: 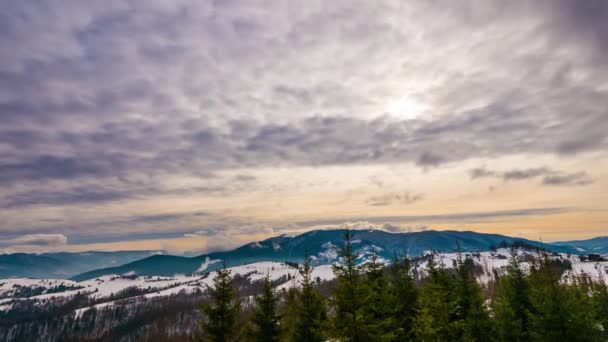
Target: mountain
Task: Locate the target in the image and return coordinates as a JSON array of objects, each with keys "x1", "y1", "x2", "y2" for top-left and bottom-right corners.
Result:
[
  {"x1": 71, "y1": 229, "x2": 580, "y2": 281},
  {"x1": 551, "y1": 236, "x2": 608, "y2": 254},
  {"x1": 0, "y1": 251, "x2": 161, "y2": 279}
]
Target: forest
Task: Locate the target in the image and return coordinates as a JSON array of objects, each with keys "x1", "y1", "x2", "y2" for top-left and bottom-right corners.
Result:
[{"x1": 199, "y1": 229, "x2": 608, "y2": 342}]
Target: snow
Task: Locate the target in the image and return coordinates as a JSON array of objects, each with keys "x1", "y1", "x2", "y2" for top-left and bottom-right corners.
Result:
[
  {"x1": 3, "y1": 249, "x2": 608, "y2": 315},
  {"x1": 318, "y1": 242, "x2": 338, "y2": 260}
]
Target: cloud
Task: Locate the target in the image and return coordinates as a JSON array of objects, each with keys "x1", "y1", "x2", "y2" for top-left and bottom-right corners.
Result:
[
  {"x1": 469, "y1": 166, "x2": 594, "y2": 186},
  {"x1": 186, "y1": 223, "x2": 275, "y2": 238},
  {"x1": 503, "y1": 168, "x2": 552, "y2": 181},
  {"x1": 366, "y1": 191, "x2": 424, "y2": 206},
  {"x1": 0, "y1": 234, "x2": 68, "y2": 247},
  {"x1": 469, "y1": 167, "x2": 497, "y2": 179},
  {"x1": 296, "y1": 207, "x2": 570, "y2": 227},
  {"x1": 0, "y1": 0, "x2": 606, "y2": 244},
  {"x1": 380, "y1": 223, "x2": 429, "y2": 233},
  {"x1": 542, "y1": 172, "x2": 593, "y2": 186},
  {"x1": 0, "y1": 186, "x2": 133, "y2": 208}
]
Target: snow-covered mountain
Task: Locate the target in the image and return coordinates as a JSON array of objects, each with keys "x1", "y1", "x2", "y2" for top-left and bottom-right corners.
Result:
[
  {"x1": 71, "y1": 229, "x2": 581, "y2": 281},
  {"x1": 551, "y1": 236, "x2": 608, "y2": 255},
  {"x1": 2, "y1": 249, "x2": 607, "y2": 317}
]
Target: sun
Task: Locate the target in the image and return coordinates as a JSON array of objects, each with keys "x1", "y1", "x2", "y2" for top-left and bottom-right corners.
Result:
[{"x1": 385, "y1": 97, "x2": 427, "y2": 120}]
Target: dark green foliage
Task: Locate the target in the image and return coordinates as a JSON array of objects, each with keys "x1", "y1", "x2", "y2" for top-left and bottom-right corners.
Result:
[
  {"x1": 331, "y1": 228, "x2": 366, "y2": 341},
  {"x1": 199, "y1": 265, "x2": 240, "y2": 342},
  {"x1": 413, "y1": 255, "x2": 459, "y2": 341},
  {"x1": 249, "y1": 274, "x2": 281, "y2": 342},
  {"x1": 388, "y1": 253, "x2": 418, "y2": 341},
  {"x1": 493, "y1": 251, "x2": 532, "y2": 341},
  {"x1": 280, "y1": 287, "x2": 300, "y2": 340},
  {"x1": 526, "y1": 255, "x2": 603, "y2": 342},
  {"x1": 453, "y1": 253, "x2": 492, "y2": 341},
  {"x1": 360, "y1": 253, "x2": 395, "y2": 341},
  {"x1": 591, "y1": 276, "x2": 608, "y2": 339},
  {"x1": 293, "y1": 257, "x2": 327, "y2": 342}
]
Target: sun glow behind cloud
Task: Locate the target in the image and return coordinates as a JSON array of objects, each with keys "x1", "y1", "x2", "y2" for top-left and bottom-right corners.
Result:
[{"x1": 385, "y1": 97, "x2": 428, "y2": 120}]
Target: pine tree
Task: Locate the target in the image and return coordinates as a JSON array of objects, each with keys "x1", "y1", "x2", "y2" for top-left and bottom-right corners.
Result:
[
  {"x1": 360, "y1": 253, "x2": 395, "y2": 341},
  {"x1": 388, "y1": 252, "x2": 418, "y2": 341},
  {"x1": 281, "y1": 286, "x2": 300, "y2": 341},
  {"x1": 249, "y1": 274, "x2": 281, "y2": 342},
  {"x1": 591, "y1": 275, "x2": 608, "y2": 339},
  {"x1": 294, "y1": 257, "x2": 327, "y2": 342},
  {"x1": 413, "y1": 253, "x2": 458, "y2": 341},
  {"x1": 527, "y1": 254, "x2": 603, "y2": 341},
  {"x1": 453, "y1": 252, "x2": 492, "y2": 341},
  {"x1": 332, "y1": 228, "x2": 365, "y2": 341},
  {"x1": 199, "y1": 264, "x2": 240, "y2": 342},
  {"x1": 493, "y1": 250, "x2": 532, "y2": 341}
]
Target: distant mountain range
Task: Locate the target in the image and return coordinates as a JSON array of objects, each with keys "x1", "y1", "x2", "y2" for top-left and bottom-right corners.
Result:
[
  {"x1": 70, "y1": 229, "x2": 583, "y2": 281},
  {"x1": 2, "y1": 229, "x2": 603, "y2": 281},
  {"x1": 551, "y1": 236, "x2": 608, "y2": 255},
  {"x1": 0, "y1": 251, "x2": 160, "y2": 279}
]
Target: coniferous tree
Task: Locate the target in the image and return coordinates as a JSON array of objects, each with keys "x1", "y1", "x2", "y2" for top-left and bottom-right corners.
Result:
[
  {"x1": 388, "y1": 252, "x2": 418, "y2": 341},
  {"x1": 493, "y1": 251, "x2": 532, "y2": 341},
  {"x1": 413, "y1": 254, "x2": 458, "y2": 341},
  {"x1": 332, "y1": 228, "x2": 365, "y2": 341},
  {"x1": 527, "y1": 254, "x2": 602, "y2": 341},
  {"x1": 360, "y1": 253, "x2": 394, "y2": 341},
  {"x1": 249, "y1": 274, "x2": 281, "y2": 342},
  {"x1": 453, "y1": 253, "x2": 492, "y2": 341},
  {"x1": 199, "y1": 264, "x2": 240, "y2": 342},
  {"x1": 293, "y1": 257, "x2": 327, "y2": 342},
  {"x1": 281, "y1": 286, "x2": 301, "y2": 341},
  {"x1": 591, "y1": 275, "x2": 608, "y2": 339}
]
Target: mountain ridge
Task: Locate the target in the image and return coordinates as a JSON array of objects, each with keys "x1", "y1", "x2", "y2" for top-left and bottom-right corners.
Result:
[{"x1": 70, "y1": 229, "x2": 582, "y2": 281}]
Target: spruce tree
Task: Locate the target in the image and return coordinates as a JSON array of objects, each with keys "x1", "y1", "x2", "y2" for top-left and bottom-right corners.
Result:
[
  {"x1": 281, "y1": 286, "x2": 300, "y2": 341},
  {"x1": 413, "y1": 253, "x2": 458, "y2": 341},
  {"x1": 332, "y1": 228, "x2": 365, "y2": 341},
  {"x1": 493, "y1": 250, "x2": 532, "y2": 341},
  {"x1": 361, "y1": 253, "x2": 394, "y2": 341},
  {"x1": 249, "y1": 274, "x2": 281, "y2": 342},
  {"x1": 453, "y1": 252, "x2": 492, "y2": 341},
  {"x1": 294, "y1": 257, "x2": 327, "y2": 342},
  {"x1": 592, "y1": 276, "x2": 608, "y2": 339},
  {"x1": 527, "y1": 254, "x2": 602, "y2": 341},
  {"x1": 388, "y1": 252, "x2": 418, "y2": 341},
  {"x1": 199, "y1": 264, "x2": 240, "y2": 342}
]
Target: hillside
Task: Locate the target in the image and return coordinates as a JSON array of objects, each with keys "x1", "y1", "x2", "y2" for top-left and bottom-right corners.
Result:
[
  {"x1": 0, "y1": 251, "x2": 160, "y2": 279},
  {"x1": 71, "y1": 229, "x2": 580, "y2": 281}
]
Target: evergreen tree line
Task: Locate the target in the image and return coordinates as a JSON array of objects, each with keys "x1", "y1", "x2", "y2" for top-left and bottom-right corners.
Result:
[{"x1": 198, "y1": 229, "x2": 608, "y2": 342}]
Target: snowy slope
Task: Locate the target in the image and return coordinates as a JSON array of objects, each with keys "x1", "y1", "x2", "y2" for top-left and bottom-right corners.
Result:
[{"x1": 2, "y1": 251, "x2": 608, "y2": 316}]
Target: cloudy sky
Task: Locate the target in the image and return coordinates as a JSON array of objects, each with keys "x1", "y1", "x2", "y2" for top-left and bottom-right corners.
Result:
[{"x1": 1, "y1": 0, "x2": 607, "y2": 254}]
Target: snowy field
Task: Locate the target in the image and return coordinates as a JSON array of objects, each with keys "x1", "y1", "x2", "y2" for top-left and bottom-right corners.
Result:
[{"x1": 2, "y1": 250, "x2": 607, "y2": 316}]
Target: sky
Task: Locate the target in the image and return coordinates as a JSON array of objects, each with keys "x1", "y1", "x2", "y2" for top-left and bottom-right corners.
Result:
[{"x1": 1, "y1": 0, "x2": 607, "y2": 254}]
